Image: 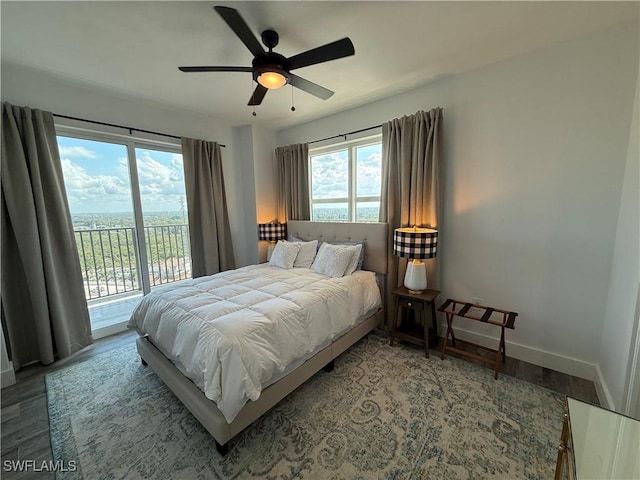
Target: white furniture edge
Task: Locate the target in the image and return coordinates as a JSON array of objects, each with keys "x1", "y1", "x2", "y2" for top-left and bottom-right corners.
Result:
[{"x1": 136, "y1": 221, "x2": 388, "y2": 454}]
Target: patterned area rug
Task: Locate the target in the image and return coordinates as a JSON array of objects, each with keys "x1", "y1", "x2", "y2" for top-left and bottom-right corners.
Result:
[{"x1": 46, "y1": 333, "x2": 564, "y2": 479}]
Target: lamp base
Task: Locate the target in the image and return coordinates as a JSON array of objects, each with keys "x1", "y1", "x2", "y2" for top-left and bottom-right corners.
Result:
[{"x1": 404, "y1": 260, "x2": 427, "y2": 294}]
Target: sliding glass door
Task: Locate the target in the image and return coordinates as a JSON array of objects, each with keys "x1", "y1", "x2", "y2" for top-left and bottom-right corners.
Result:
[
  {"x1": 135, "y1": 147, "x2": 191, "y2": 289},
  {"x1": 58, "y1": 136, "x2": 140, "y2": 301},
  {"x1": 57, "y1": 132, "x2": 189, "y2": 331}
]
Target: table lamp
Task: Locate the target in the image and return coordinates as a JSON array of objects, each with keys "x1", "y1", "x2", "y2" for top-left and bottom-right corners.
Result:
[
  {"x1": 393, "y1": 226, "x2": 438, "y2": 294},
  {"x1": 258, "y1": 222, "x2": 287, "y2": 260}
]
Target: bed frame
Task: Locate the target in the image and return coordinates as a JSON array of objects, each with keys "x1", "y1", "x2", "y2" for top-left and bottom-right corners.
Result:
[{"x1": 136, "y1": 221, "x2": 388, "y2": 455}]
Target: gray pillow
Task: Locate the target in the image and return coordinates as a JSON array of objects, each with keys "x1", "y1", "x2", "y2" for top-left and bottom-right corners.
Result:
[{"x1": 292, "y1": 239, "x2": 318, "y2": 268}]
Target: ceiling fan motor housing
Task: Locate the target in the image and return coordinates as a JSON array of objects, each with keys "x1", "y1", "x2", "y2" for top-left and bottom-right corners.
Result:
[{"x1": 252, "y1": 52, "x2": 290, "y2": 84}]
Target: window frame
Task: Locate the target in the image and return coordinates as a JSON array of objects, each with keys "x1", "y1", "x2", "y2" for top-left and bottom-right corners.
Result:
[{"x1": 308, "y1": 134, "x2": 382, "y2": 223}]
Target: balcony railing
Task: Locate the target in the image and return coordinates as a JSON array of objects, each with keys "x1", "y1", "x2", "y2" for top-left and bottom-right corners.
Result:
[{"x1": 74, "y1": 224, "x2": 191, "y2": 301}]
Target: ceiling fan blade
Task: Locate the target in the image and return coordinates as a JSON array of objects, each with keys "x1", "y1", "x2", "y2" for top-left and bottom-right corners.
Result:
[
  {"x1": 179, "y1": 66, "x2": 252, "y2": 73},
  {"x1": 288, "y1": 73, "x2": 334, "y2": 100},
  {"x1": 248, "y1": 84, "x2": 268, "y2": 106},
  {"x1": 214, "y1": 6, "x2": 264, "y2": 58},
  {"x1": 287, "y1": 38, "x2": 355, "y2": 70}
]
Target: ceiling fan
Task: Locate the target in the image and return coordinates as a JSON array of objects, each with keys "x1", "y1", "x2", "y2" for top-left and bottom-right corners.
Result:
[{"x1": 179, "y1": 6, "x2": 355, "y2": 107}]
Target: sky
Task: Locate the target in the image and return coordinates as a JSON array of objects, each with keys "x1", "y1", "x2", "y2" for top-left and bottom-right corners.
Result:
[
  {"x1": 310, "y1": 143, "x2": 381, "y2": 201},
  {"x1": 58, "y1": 136, "x2": 187, "y2": 214}
]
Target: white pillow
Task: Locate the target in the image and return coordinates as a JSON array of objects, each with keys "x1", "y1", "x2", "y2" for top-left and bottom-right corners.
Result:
[
  {"x1": 269, "y1": 241, "x2": 300, "y2": 269},
  {"x1": 311, "y1": 243, "x2": 354, "y2": 278},
  {"x1": 292, "y1": 239, "x2": 318, "y2": 268},
  {"x1": 330, "y1": 241, "x2": 365, "y2": 271}
]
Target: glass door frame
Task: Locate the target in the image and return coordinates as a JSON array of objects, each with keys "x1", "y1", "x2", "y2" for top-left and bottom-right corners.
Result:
[{"x1": 56, "y1": 124, "x2": 183, "y2": 298}]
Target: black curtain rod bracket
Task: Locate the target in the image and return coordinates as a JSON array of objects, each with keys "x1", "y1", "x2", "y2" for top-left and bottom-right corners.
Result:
[{"x1": 52, "y1": 113, "x2": 226, "y2": 148}]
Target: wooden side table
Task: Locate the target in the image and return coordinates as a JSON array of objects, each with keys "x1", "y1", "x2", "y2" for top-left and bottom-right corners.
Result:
[{"x1": 389, "y1": 287, "x2": 440, "y2": 358}]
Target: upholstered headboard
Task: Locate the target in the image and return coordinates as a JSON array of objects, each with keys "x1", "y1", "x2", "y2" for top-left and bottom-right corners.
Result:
[{"x1": 287, "y1": 221, "x2": 388, "y2": 275}]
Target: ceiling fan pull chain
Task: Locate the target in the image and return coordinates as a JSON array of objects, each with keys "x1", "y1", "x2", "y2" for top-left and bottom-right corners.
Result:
[
  {"x1": 291, "y1": 85, "x2": 296, "y2": 112},
  {"x1": 251, "y1": 75, "x2": 257, "y2": 116}
]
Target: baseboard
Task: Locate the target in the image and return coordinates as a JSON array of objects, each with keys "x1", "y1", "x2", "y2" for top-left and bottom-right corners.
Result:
[
  {"x1": 444, "y1": 323, "x2": 598, "y2": 382},
  {"x1": 92, "y1": 320, "x2": 130, "y2": 340},
  {"x1": 594, "y1": 364, "x2": 615, "y2": 410},
  {"x1": 1, "y1": 363, "x2": 16, "y2": 388}
]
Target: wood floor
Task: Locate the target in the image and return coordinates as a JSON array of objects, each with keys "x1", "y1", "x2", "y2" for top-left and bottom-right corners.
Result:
[
  {"x1": 1, "y1": 330, "x2": 138, "y2": 480},
  {"x1": 1, "y1": 331, "x2": 600, "y2": 479}
]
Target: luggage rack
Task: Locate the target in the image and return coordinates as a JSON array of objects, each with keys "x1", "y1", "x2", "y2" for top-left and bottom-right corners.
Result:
[{"x1": 437, "y1": 299, "x2": 518, "y2": 379}]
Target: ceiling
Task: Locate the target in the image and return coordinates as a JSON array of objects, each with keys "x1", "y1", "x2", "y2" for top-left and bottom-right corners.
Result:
[{"x1": 1, "y1": 1, "x2": 638, "y2": 130}]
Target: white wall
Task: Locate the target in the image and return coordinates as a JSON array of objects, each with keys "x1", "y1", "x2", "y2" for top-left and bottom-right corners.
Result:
[
  {"x1": 251, "y1": 126, "x2": 278, "y2": 263},
  {"x1": 599, "y1": 66, "x2": 640, "y2": 412},
  {"x1": 0, "y1": 185, "x2": 11, "y2": 386},
  {"x1": 1, "y1": 316, "x2": 16, "y2": 388},
  {"x1": 1, "y1": 62, "x2": 234, "y2": 146},
  {"x1": 278, "y1": 24, "x2": 640, "y2": 381},
  {"x1": 229, "y1": 125, "x2": 258, "y2": 267},
  {"x1": 0, "y1": 61, "x2": 252, "y2": 267},
  {"x1": 227, "y1": 125, "x2": 278, "y2": 266}
]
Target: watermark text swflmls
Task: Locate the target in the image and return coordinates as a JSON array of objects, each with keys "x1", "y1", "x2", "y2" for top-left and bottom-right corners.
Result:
[{"x1": 3, "y1": 459, "x2": 78, "y2": 473}]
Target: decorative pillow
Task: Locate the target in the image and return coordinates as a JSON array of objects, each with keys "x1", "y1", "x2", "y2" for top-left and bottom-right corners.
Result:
[
  {"x1": 331, "y1": 241, "x2": 366, "y2": 272},
  {"x1": 342, "y1": 243, "x2": 363, "y2": 275},
  {"x1": 311, "y1": 243, "x2": 355, "y2": 278},
  {"x1": 292, "y1": 239, "x2": 319, "y2": 268},
  {"x1": 269, "y1": 241, "x2": 300, "y2": 269}
]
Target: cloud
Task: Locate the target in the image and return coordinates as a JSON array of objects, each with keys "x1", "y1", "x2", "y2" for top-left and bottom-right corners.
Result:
[
  {"x1": 60, "y1": 150, "x2": 187, "y2": 213},
  {"x1": 58, "y1": 146, "x2": 98, "y2": 158},
  {"x1": 311, "y1": 149, "x2": 382, "y2": 198},
  {"x1": 61, "y1": 158, "x2": 131, "y2": 211},
  {"x1": 136, "y1": 151, "x2": 185, "y2": 200}
]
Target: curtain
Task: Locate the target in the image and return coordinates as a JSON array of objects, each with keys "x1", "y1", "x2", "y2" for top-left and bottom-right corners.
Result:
[
  {"x1": 379, "y1": 108, "x2": 443, "y2": 322},
  {"x1": 181, "y1": 137, "x2": 235, "y2": 277},
  {"x1": 276, "y1": 143, "x2": 310, "y2": 222},
  {"x1": 1, "y1": 103, "x2": 92, "y2": 369}
]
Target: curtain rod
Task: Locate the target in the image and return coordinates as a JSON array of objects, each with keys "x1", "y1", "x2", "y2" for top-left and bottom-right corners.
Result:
[
  {"x1": 52, "y1": 113, "x2": 226, "y2": 147},
  {"x1": 308, "y1": 123, "x2": 382, "y2": 145}
]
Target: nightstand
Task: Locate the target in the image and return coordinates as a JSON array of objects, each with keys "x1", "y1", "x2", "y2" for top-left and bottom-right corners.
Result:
[{"x1": 389, "y1": 287, "x2": 440, "y2": 357}]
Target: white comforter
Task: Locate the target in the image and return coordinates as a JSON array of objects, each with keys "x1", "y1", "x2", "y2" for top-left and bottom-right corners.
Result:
[{"x1": 129, "y1": 264, "x2": 381, "y2": 423}]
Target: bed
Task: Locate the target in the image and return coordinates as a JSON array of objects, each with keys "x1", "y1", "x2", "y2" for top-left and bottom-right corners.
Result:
[{"x1": 131, "y1": 221, "x2": 388, "y2": 455}]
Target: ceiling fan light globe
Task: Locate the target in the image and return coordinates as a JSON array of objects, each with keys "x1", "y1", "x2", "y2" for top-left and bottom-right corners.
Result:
[{"x1": 257, "y1": 71, "x2": 288, "y2": 89}]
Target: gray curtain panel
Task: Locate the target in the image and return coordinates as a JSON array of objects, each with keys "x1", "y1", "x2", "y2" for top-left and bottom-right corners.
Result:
[
  {"x1": 181, "y1": 137, "x2": 235, "y2": 277},
  {"x1": 276, "y1": 143, "x2": 311, "y2": 221},
  {"x1": 380, "y1": 108, "x2": 443, "y2": 322},
  {"x1": 1, "y1": 103, "x2": 92, "y2": 369}
]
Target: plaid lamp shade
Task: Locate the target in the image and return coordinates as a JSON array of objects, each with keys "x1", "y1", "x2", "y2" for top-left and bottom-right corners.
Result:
[
  {"x1": 393, "y1": 227, "x2": 438, "y2": 259},
  {"x1": 258, "y1": 223, "x2": 287, "y2": 242}
]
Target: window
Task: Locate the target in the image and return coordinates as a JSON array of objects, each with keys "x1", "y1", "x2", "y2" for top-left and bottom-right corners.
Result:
[
  {"x1": 310, "y1": 136, "x2": 382, "y2": 222},
  {"x1": 57, "y1": 130, "x2": 190, "y2": 309}
]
